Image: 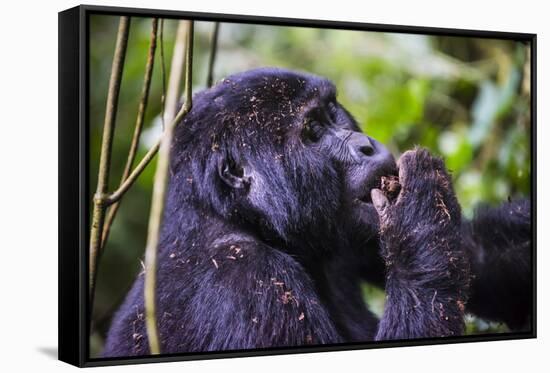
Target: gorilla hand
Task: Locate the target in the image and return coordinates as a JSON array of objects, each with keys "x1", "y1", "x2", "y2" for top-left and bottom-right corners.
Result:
[{"x1": 371, "y1": 148, "x2": 470, "y2": 339}]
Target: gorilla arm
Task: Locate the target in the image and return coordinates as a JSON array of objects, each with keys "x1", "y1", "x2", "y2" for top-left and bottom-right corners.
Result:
[
  {"x1": 181, "y1": 242, "x2": 344, "y2": 350},
  {"x1": 372, "y1": 149, "x2": 470, "y2": 339},
  {"x1": 102, "y1": 240, "x2": 343, "y2": 356},
  {"x1": 463, "y1": 199, "x2": 532, "y2": 330}
]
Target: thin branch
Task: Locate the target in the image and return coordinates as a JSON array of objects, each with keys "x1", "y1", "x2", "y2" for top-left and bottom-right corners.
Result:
[
  {"x1": 144, "y1": 20, "x2": 194, "y2": 355},
  {"x1": 101, "y1": 18, "x2": 159, "y2": 249},
  {"x1": 206, "y1": 22, "x2": 220, "y2": 87},
  {"x1": 159, "y1": 19, "x2": 167, "y2": 128},
  {"x1": 104, "y1": 19, "x2": 188, "y2": 207},
  {"x1": 89, "y1": 16, "x2": 131, "y2": 300},
  {"x1": 105, "y1": 139, "x2": 160, "y2": 205},
  {"x1": 164, "y1": 21, "x2": 188, "y2": 126},
  {"x1": 182, "y1": 23, "x2": 194, "y2": 112}
]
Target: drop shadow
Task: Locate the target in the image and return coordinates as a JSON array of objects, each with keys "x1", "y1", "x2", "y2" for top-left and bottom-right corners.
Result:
[{"x1": 37, "y1": 346, "x2": 58, "y2": 360}]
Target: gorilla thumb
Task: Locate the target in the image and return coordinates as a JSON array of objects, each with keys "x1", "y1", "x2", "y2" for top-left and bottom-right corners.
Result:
[{"x1": 371, "y1": 188, "x2": 389, "y2": 215}]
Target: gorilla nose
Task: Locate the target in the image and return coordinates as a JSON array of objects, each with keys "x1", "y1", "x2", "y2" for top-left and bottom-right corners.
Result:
[
  {"x1": 351, "y1": 133, "x2": 376, "y2": 158},
  {"x1": 350, "y1": 133, "x2": 396, "y2": 170},
  {"x1": 359, "y1": 144, "x2": 375, "y2": 157}
]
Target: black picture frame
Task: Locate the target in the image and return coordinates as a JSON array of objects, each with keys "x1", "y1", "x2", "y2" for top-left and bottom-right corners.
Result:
[{"x1": 58, "y1": 4, "x2": 537, "y2": 368}]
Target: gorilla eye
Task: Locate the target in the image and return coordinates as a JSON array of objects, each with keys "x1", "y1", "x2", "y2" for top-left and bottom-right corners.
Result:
[{"x1": 301, "y1": 120, "x2": 324, "y2": 143}]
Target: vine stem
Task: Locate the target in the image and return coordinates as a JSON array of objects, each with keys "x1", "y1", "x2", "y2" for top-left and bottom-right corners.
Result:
[
  {"x1": 143, "y1": 20, "x2": 194, "y2": 355},
  {"x1": 89, "y1": 16, "x2": 130, "y2": 301},
  {"x1": 164, "y1": 21, "x2": 188, "y2": 125},
  {"x1": 101, "y1": 18, "x2": 159, "y2": 250},
  {"x1": 206, "y1": 22, "x2": 220, "y2": 87}
]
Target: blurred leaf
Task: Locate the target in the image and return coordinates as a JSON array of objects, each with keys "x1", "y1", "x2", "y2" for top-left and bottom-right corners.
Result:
[{"x1": 469, "y1": 67, "x2": 521, "y2": 147}]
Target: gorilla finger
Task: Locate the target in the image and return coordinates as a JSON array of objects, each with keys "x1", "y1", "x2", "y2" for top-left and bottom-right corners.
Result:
[{"x1": 397, "y1": 147, "x2": 448, "y2": 189}]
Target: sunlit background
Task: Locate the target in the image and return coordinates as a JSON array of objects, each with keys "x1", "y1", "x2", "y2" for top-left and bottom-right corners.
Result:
[{"x1": 89, "y1": 15, "x2": 531, "y2": 355}]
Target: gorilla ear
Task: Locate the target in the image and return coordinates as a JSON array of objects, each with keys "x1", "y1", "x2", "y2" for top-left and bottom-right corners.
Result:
[{"x1": 217, "y1": 156, "x2": 251, "y2": 190}]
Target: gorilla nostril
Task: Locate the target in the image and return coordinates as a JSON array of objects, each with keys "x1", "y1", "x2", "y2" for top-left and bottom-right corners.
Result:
[{"x1": 360, "y1": 145, "x2": 375, "y2": 157}]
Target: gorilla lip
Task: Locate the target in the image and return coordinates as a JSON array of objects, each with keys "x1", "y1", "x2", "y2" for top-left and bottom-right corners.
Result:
[
  {"x1": 357, "y1": 190, "x2": 373, "y2": 204},
  {"x1": 356, "y1": 179, "x2": 381, "y2": 204}
]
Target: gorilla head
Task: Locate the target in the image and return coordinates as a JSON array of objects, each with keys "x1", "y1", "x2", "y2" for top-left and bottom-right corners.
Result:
[{"x1": 168, "y1": 67, "x2": 396, "y2": 256}]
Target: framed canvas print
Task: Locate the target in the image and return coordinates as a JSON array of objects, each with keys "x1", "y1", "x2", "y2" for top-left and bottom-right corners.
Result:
[{"x1": 58, "y1": 4, "x2": 536, "y2": 367}]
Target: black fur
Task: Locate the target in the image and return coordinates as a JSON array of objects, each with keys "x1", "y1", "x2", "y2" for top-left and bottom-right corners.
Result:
[
  {"x1": 373, "y1": 149, "x2": 469, "y2": 339},
  {"x1": 102, "y1": 68, "x2": 531, "y2": 356},
  {"x1": 463, "y1": 199, "x2": 532, "y2": 330}
]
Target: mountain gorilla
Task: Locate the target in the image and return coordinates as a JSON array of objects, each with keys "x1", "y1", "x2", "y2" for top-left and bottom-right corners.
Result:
[{"x1": 103, "y1": 68, "x2": 532, "y2": 357}]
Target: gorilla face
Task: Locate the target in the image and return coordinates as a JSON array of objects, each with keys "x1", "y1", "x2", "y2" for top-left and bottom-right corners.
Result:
[
  {"x1": 297, "y1": 88, "x2": 397, "y2": 233},
  {"x1": 171, "y1": 67, "x2": 396, "y2": 252}
]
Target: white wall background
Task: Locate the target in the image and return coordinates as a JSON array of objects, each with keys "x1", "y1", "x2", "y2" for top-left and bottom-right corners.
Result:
[{"x1": 0, "y1": 0, "x2": 547, "y2": 371}]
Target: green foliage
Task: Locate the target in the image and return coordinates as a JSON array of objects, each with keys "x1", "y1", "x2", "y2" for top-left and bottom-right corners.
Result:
[
  {"x1": 89, "y1": 15, "x2": 531, "y2": 350},
  {"x1": 465, "y1": 314, "x2": 508, "y2": 334},
  {"x1": 361, "y1": 282, "x2": 386, "y2": 318}
]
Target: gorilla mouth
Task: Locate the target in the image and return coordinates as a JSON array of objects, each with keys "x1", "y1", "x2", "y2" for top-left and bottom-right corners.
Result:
[{"x1": 357, "y1": 189, "x2": 374, "y2": 204}]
